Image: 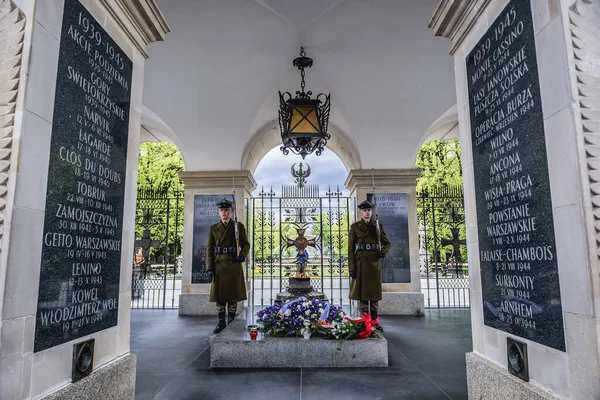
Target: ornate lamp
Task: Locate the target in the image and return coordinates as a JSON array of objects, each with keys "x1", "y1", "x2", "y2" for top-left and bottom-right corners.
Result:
[{"x1": 279, "y1": 47, "x2": 331, "y2": 159}]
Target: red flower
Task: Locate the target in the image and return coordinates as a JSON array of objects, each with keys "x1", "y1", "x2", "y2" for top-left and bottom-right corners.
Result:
[{"x1": 344, "y1": 312, "x2": 378, "y2": 339}]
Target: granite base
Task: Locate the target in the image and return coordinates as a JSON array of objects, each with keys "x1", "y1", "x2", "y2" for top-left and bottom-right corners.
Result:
[
  {"x1": 378, "y1": 292, "x2": 424, "y2": 315},
  {"x1": 42, "y1": 353, "x2": 136, "y2": 400},
  {"x1": 179, "y1": 294, "x2": 243, "y2": 316},
  {"x1": 210, "y1": 318, "x2": 388, "y2": 368},
  {"x1": 466, "y1": 352, "x2": 557, "y2": 399}
]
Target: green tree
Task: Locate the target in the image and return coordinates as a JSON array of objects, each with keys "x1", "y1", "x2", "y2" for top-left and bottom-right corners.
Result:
[
  {"x1": 415, "y1": 139, "x2": 462, "y2": 193},
  {"x1": 415, "y1": 139, "x2": 467, "y2": 268},
  {"x1": 313, "y1": 211, "x2": 349, "y2": 258},
  {"x1": 135, "y1": 142, "x2": 185, "y2": 262},
  {"x1": 252, "y1": 200, "x2": 281, "y2": 276},
  {"x1": 137, "y1": 142, "x2": 185, "y2": 196}
]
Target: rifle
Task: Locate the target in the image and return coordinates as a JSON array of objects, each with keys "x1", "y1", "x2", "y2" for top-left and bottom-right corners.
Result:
[
  {"x1": 232, "y1": 177, "x2": 240, "y2": 257},
  {"x1": 372, "y1": 169, "x2": 382, "y2": 253}
]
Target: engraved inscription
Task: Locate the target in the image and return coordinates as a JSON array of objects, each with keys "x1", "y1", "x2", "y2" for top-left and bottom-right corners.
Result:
[
  {"x1": 34, "y1": 0, "x2": 133, "y2": 352},
  {"x1": 466, "y1": 0, "x2": 565, "y2": 351}
]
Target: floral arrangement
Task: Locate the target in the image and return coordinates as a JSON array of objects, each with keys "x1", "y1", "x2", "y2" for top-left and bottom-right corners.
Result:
[
  {"x1": 256, "y1": 298, "x2": 379, "y2": 340},
  {"x1": 317, "y1": 312, "x2": 380, "y2": 340},
  {"x1": 256, "y1": 297, "x2": 344, "y2": 337}
]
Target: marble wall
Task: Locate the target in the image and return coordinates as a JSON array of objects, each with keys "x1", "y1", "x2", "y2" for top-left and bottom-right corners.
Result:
[
  {"x1": 447, "y1": 0, "x2": 600, "y2": 398},
  {"x1": 0, "y1": 0, "x2": 153, "y2": 398}
]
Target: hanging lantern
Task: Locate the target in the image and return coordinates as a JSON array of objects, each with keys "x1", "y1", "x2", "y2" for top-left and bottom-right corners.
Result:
[{"x1": 279, "y1": 47, "x2": 331, "y2": 159}]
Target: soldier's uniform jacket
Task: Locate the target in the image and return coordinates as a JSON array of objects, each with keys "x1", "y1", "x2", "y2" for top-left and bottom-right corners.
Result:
[
  {"x1": 207, "y1": 220, "x2": 250, "y2": 303},
  {"x1": 348, "y1": 219, "x2": 391, "y2": 301}
]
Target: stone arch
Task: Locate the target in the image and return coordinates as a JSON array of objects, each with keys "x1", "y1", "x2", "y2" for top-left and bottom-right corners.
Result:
[
  {"x1": 141, "y1": 105, "x2": 190, "y2": 168},
  {"x1": 241, "y1": 120, "x2": 361, "y2": 175},
  {"x1": 411, "y1": 104, "x2": 459, "y2": 165}
]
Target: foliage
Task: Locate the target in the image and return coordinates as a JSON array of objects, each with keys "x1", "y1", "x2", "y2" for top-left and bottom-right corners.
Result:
[
  {"x1": 137, "y1": 142, "x2": 185, "y2": 196},
  {"x1": 312, "y1": 211, "x2": 349, "y2": 257},
  {"x1": 252, "y1": 203, "x2": 281, "y2": 262},
  {"x1": 135, "y1": 142, "x2": 185, "y2": 260},
  {"x1": 256, "y1": 297, "x2": 344, "y2": 337},
  {"x1": 316, "y1": 312, "x2": 380, "y2": 340},
  {"x1": 415, "y1": 139, "x2": 468, "y2": 266},
  {"x1": 415, "y1": 139, "x2": 462, "y2": 193}
]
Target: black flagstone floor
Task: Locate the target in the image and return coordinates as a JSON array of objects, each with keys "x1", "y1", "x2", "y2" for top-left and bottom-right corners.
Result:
[{"x1": 131, "y1": 308, "x2": 472, "y2": 400}]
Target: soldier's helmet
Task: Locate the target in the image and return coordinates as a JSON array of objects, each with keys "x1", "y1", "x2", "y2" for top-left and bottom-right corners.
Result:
[
  {"x1": 357, "y1": 200, "x2": 373, "y2": 210},
  {"x1": 216, "y1": 199, "x2": 233, "y2": 210}
]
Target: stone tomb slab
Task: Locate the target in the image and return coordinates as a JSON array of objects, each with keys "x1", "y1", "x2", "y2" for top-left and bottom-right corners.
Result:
[{"x1": 210, "y1": 318, "x2": 388, "y2": 368}]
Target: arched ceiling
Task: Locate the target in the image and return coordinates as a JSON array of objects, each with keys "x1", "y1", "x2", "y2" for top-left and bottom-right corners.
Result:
[{"x1": 143, "y1": 0, "x2": 456, "y2": 171}]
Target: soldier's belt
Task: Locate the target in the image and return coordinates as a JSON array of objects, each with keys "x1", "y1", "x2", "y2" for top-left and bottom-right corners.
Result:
[
  {"x1": 214, "y1": 246, "x2": 236, "y2": 254},
  {"x1": 355, "y1": 243, "x2": 380, "y2": 251}
]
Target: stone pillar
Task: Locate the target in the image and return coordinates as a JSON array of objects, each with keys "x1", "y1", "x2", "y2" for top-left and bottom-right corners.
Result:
[
  {"x1": 178, "y1": 170, "x2": 256, "y2": 315},
  {"x1": 0, "y1": 0, "x2": 167, "y2": 399},
  {"x1": 431, "y1": 0, "x2": 600, "y2": 398},
  {"x1": 345, "y1": 169, "x2": 424, "y2": 315}
]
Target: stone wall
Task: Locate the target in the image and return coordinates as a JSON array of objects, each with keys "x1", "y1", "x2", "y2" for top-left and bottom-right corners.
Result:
[{"x1": 0, "y1": 0, "x2": 167, "y2": 398}]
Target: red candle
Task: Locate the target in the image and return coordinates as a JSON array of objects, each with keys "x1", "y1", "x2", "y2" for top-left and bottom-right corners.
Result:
[{"x1": 249, "y1": 330, "x2": 258, "y2": 340}]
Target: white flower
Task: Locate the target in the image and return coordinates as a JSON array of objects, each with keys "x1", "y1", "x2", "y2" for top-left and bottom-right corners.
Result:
[
  {"x1": 318, "y1": 308, "x2": 324, "y2": 314},
  {"x1": 305, "y1": 310, "x2": 311, "y2": 316},
  {"x1": 303, "y1": 320, "x2": 311, "y2": 327},
  {"x1": 284, "y1": 309, "x2": 292, "y2": 317}
]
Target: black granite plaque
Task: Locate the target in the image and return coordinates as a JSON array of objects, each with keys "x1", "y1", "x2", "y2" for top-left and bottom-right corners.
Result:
[
  {"x1": 466, "y1": 0, "x2": 565, "y2": 351},
  {"x1": 192, "y1": 194, "x2": 229, "y2": 283},
  {"x1": 34, "y1": 0, "x2": 132, "y2": 352},
  {"x1": 367, "y1": 193, "x2": 410, "y2": 283}
]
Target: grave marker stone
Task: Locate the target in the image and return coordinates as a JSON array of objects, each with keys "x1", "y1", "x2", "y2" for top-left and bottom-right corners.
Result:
[
  {"x1": 367, "y1": 193, "x2": 410, "y2": 283},
  {"x1": 192, "y1": 194, "x2": 228, "y2": 283}
]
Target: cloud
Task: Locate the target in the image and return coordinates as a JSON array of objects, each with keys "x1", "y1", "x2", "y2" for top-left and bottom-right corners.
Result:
[{"x1": 253, "y1": 147, "x2": 349, "y2": 197}]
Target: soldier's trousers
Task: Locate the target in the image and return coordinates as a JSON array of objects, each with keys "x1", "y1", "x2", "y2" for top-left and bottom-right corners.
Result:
[
  {"x1": 216, "y1": 302, "x2": 237, "y2": 315},
  {"x1": 359, "y1": 300, "x2": 379, "y2": 315}
]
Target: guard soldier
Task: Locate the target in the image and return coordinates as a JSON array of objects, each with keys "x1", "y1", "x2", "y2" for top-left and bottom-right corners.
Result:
[
  {"x1": 207, "y1": 199, "x2": 249, "y2": 333},
  {"x1": 348, "y1": 200, "x2": 391, "y2": 331}
]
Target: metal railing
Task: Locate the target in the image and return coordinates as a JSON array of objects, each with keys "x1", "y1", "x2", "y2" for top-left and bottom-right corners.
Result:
[
  {"x1": 249, "y1": 186, "x2": 354, "y2": 309},
  {"x1": 131, "y1": 187, "x2": 183, "y2": 309},
  {"x1": 417, "y1": 185, "x2": 470, "y2": 308}
]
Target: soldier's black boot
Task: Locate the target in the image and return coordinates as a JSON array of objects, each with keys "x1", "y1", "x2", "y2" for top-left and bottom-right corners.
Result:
[
  {"x1": 372, "y1": 310, "x2": 383, "y2": 332},
  {"x1": 214, "y1": 312, "x2": 226, "y2": 333},
  {"x1": 227, "y1": 313, "x2": 236, "y2": 325}
]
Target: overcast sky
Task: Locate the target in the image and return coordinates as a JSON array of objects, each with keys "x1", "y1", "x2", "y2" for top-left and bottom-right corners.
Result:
[{"x1": 253, "y1": 147, "x2": 349, "y2": 197}]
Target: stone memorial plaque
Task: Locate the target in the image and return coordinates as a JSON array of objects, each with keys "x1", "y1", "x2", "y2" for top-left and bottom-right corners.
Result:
[
  {"x1": 466, "y1": 0, "x2": 565, "y2": 350},
  {"x1": 367, "y1": 193, "x2": 410, "y2": 283},
  {"x1": 34, "y1": 0, "x2": 132, "y2": 352},
  {"x1": 192, "y1": 194, "x2": 229, "y2": 283}
]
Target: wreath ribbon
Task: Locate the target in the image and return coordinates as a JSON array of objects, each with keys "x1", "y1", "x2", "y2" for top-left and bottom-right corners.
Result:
[{"x1": 344, "y1": 312, "x2": 379, "y2": 339}]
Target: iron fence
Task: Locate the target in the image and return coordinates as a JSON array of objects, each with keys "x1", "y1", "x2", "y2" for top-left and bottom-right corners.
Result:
[
  {"x1": 131, "y1": 187, "x2": 183, "y2": 309},
  {"x1": 417, "y1": 185, "x2": 470, "y2": 308},
  {"x1": 129, "y1": 182, "x2": 469, "y2": 310},
  {"x1": 249, "y1": 186, "x2": 355, "y2": 309}
]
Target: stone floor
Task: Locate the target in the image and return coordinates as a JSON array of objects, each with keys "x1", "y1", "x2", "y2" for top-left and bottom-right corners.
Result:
[{"x1": 131, "y1": 308, "x2": 472, "y2": 400}]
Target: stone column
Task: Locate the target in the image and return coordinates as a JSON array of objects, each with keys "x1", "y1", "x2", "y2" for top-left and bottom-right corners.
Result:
[
  {"x1": 178, "y1": 170, "x2": 256, "y2": 315},
  {"x1": 345, "y1": 169, "x2": 424, "y2": 315},
  {"x1": 0, "y1": 1, "x2": 167, "y2": 399},
  {"x1": 430, "y1": 0, "x2": 600, "y2": 399}
]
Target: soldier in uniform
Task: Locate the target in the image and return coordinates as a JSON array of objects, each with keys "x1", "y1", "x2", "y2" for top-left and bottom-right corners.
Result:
[
  {"x1": 348, "y1": 200, "x2": 391, "y2": 331},
  {"x1": 206, "y1": 199, "x2": 249, "y2": 333}
]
